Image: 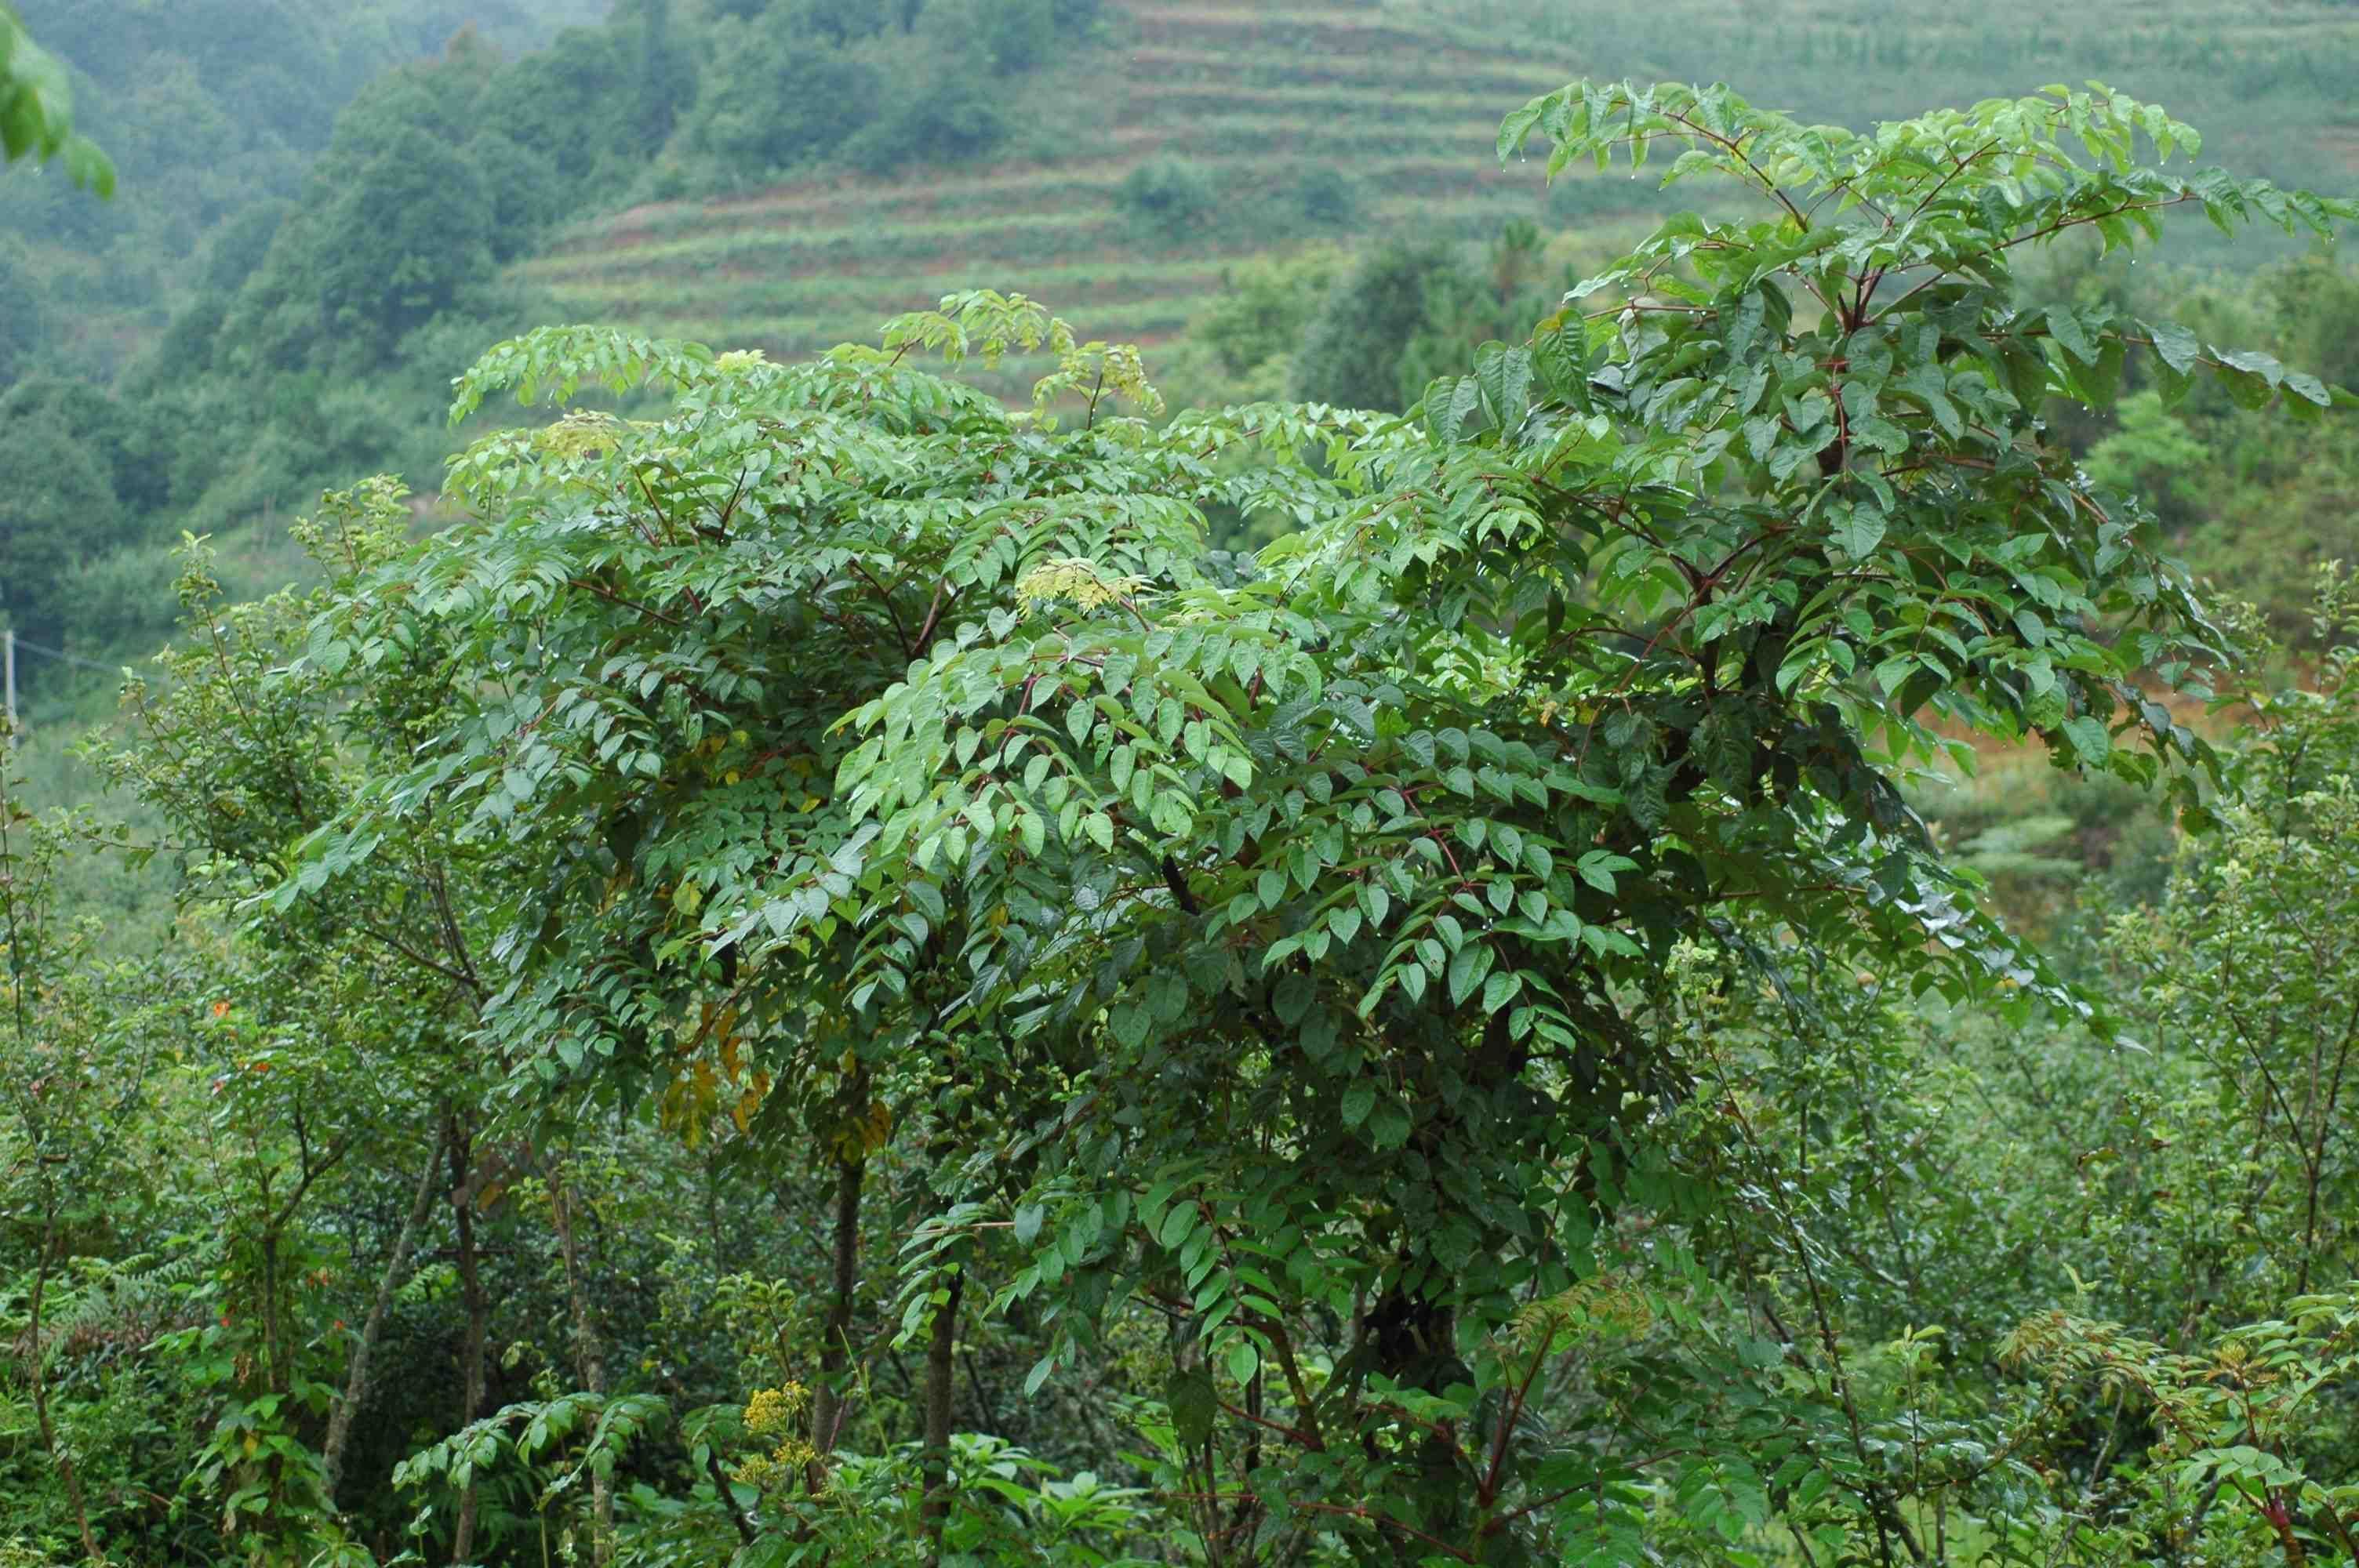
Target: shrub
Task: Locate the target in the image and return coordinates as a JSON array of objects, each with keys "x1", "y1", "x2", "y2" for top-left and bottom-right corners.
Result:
[
  {"x1": 1115, "y1": 157, "x2": 1221, "y2": 240},
  {"x1": 688, "y1": 31, "x2": 880, "y2": 174},
  {"x1": 1292, "y1": 165, "x2": 1359, "y2": 227},
  {"x1": 1289, "y1": 238, "x2": 1458, "y2": 408},
  {"x1": 845, "y1": 56, "x2": 1009, "y2": 172}
]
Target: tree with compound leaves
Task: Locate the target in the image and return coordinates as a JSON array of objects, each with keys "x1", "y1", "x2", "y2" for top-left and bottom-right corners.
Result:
[
  {"x1": 84, "y1": 489, "x2": 532, "y2": 1566},
  {"x1": 314, "y1": 313, "x2": 1182, "y2": 1543},
  {"x1": 303, "y1": 82, "x2": 2351, "y2": 1564}
]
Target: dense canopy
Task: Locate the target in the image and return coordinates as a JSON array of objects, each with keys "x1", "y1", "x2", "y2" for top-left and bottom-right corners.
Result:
[{"x1": 5, "y1": 49, "x2": 2359, "y2": 1568}]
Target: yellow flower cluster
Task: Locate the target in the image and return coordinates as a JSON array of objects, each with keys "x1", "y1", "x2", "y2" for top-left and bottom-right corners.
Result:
[
  {"x1": 732, "y1": 1383, "x2": 822, "y2": 1494},
  {"x1": 1015, "y1": 557, "x2": 1147, "y2": 612},
  {"x1": 742, "y1": 1382, "x2": 807, "y2": 1435},
  {"x1": 532, "y1": 409, "x2": 627, "y2": 460}
]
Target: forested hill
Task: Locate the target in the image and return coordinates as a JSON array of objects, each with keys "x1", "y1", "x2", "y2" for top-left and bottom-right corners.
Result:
[
  {"x1": 2, "y1": 0, "x2": 2356, "y2": 712},
  {"x1": 0, "y1": 0, "x2": 612, "y2": 376}
]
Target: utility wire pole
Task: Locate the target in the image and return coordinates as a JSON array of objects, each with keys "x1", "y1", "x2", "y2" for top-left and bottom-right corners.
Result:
[{"x1": 4, "y1": 628, "x2": 16, "y2": 744}]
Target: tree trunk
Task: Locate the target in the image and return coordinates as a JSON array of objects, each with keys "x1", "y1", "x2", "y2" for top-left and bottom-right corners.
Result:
[
  {"x1": 920, "y1": 1268, "x2": 965, "y2": 1561},
  {"x1": 1369, "y1": 1284, "x2": 1467, "y2": 1563},
  {"x1": 448, "y1": 1117, "x2": 488, "y2": 1568},
  {"x1": 549, "y1": 1160, "x2": 615, "y2": 1568},
  {"x1": 258, "y1": 1224, "x2": 289, "y2": 1396},
  {"x1": 807, "y1": 1155, "x2": 866, "y2": 1462},
  {"x1": 323, "y1": 1123, "x2": 448, "y2": 1508},
  {"x1": 27, "y1": 1225, "x2": 106, "y2": 1565}
]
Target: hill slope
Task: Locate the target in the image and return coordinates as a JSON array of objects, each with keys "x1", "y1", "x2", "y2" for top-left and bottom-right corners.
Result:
[
  {"x1": 0, "y1": 0, "x2": 612, "y2": 375},
  {"x1": 511, "y1": 0, "x2": 2359, "y2": 386},
  {"x1": 516, "y1": 0, "x2": 1602, "y2": 383}
]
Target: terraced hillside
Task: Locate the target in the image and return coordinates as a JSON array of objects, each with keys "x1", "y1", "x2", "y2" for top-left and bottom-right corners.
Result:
[
  {"x1": 513, "y1": 0, "x2": 1616, "y2": 385},
  {"x1": 511, "y1": 0, "x2": 2359, "y2": 391}
]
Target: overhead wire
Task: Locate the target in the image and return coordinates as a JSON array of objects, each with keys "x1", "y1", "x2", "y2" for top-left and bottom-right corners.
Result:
[{"x1": 7, "y1": 633, "x2": 122, "y2": 673}]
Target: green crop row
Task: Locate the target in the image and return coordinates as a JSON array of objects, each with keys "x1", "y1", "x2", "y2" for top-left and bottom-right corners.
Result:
[
  {"x1": 536, "y1": 260, "x2": 1233, "y2": 323},
  {"x1": 1116, "y1": 43, "x2": 1567, "y2": 99}
]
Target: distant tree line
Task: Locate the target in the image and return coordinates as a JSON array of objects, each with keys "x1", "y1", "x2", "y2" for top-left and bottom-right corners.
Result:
[{"x1": 0, "y1": 0, "x2": 1110, "y2": 687}]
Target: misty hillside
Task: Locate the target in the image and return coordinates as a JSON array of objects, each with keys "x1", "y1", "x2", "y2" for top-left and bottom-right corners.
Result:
[
  {"x1": 1, "y1": 0, "x2": 2354, "y2": 700},
  {"x1": 1, "y1": 0, "x2": 612, "y2": 373},
  {"x1": 514, "y1": 0, "x2": 2357, "y2": 386}
]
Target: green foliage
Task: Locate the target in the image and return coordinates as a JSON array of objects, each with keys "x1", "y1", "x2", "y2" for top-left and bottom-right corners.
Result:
[
  {"x1": 212, "y1": 49, "x2": 516, "y2": 376},
  {"x1": 2035, "y1": 252, "x2": 2359, "y2": 637},
  {"x1": 0, "y1": 404, "x2": 127, "y2": 651},
  {"x1": 671, "y1": 0, "x2": 1096, "y2": 183},
  {"x1": 243, "y1": 75, "x2": 2352, "y2": 1566},
  {"x1": 1289, "y1": 239, "x2": 1461, "y2": 409},
  {"x1": 469, "y1": 25, "x2": 636, "y2": 187},
  {"x1": 32, "y1": 0, "x2": 2357, "y2": 726},
  {"x1": 682, "y1": 29, "x2": 878, "y2": 175},
  {"x1": 0, "y1": 2, "x2": 111, "y2": 193},
  {"x1": 391, "y1": 1391, "x2": 671, "y2": 1534},
  {"x1": 1422, "y1": 0, "x2": 2359, "y2": 209},
  {"x1": 1115, "y1": 157, "x2": 1223, "y2": 241},
  {"x1": 0, "y1": 761, "x2": 180, "y2": 1566},
  {"x1": 314, "y1": 125, "x2": 496, "y2": 357},
  {"x1": 1190, "y1": 249, "x2": 1342, "y2": 383},
  {"x1": 500, "y1": 0, "x2": 2359, "y2": 503},
  {"x1": 2082, "y1": 388, "x2": 2208, "y2": 506},
  {"x1": 846, "y1": 55, "x2": 1014, "y2": 174},
  {"x1": 956, "y1": 0, "x2": 1060, "y2": 74},
  {"x1": 1286, "y1": 223, "x2": 1567, "y2": 412},
  {"x1": 821, "y1": 1435, "x2": 1163, "y2": 1566},
  {"x1": 1289, "y1": 165, "x2": 1359, "y2": 229},
  {"x1": 11, "y1": 55, "x2": 2359, "y2": 1568},
  {"x1": 0, "y1": 0, "x2": 602, "y2": 366},
  {"x1": 2102, "y1": 571, "x2": 2359, "y2": 1303},
  {"x1": 0, "y1": 238, "x2": 44, "y2": 387}
]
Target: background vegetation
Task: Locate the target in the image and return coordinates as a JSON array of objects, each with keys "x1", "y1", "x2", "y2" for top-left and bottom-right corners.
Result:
[
  {"x1": 5, "y1": 0, "x2": 2356, "y2": 721},
  {"x1": 4, "y1": 3, "x2": 2359, "y2": 1565}
]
